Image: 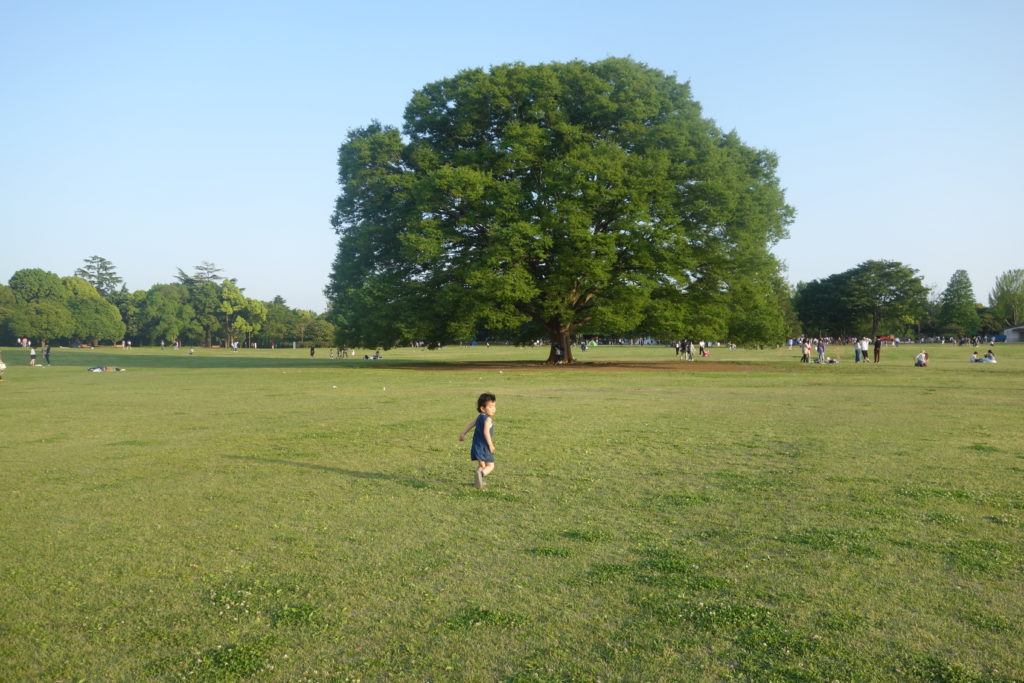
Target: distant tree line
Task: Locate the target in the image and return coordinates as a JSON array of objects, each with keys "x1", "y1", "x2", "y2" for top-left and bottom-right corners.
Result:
[
  {"x1": 0, "y1": 257, "x2": 335, "y2": 347},
  {"x1": 792, "y1": 261, "x2": 1021, "y2": 339},
  {"x1": 4, "y1": 254, "x2": 1016, "y2": 349}
]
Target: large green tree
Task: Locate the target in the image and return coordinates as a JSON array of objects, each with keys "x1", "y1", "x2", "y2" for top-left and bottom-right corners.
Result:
[
  {"x1": 260, "y1": 296, "x2": 300, "y2": 347},
  {"x1": 988, "y1": 268, "x2": 1024, "y2": 328},
  {"x1": 840, "y1": 260, "x2": 929, "y2": 338},
  {"x1": 792, "y1": 273, "x2": 852, "y2": 336},
  {"x1": 74, "y1": 256, "x2": 123, "y2": 298},
  {"x1": 108, "y1": 286, "x2": 145, "y2": 342},
  {"x1": 327, "y1": 58, "x2": 793, "y2": 362},
  {"x1": 62, "y1": 276, "x2": 126, "y2": 345},
  {"x1": 0, "y1": 285, "x2": 19, "y2": 342},
  {"x1": 794, "y1": 260, "x2": 928, "y2": 338},
  {"x1": 726, "y1": 270, "x2": 792, "y2": 345},
  {"x1": 137, "y1": 284, "x2": 198, "y2": 344},
  {"x1": 176, "y1": 263, "x2": 230, "y2": 346},
  {"x1": 937, "y1": 269, "x2": 980, "y2": 336},
  {"x1": 194, "y1": 282, "x2": 223, "y2": 347},
  {"x1": 6, "y1": 269, "x2": 72, "y2": 343},
  {"x1": 7, "y1": 301, "x2": 73, "y2": 343},
  {"x1": 306, "y1": 317, "x2": 337, "y2": 347},
  {"x1": 218, "y1": 281, "x2": 267, "y2": 347}
]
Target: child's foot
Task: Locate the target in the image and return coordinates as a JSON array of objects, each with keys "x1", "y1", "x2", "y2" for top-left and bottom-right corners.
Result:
[{"x1": 473, "y1": 470, "x2": 483, "y2": 488}]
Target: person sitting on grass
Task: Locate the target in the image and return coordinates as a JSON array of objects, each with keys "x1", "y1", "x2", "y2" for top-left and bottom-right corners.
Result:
[
  {"x1": 982, "y1": 350, "x2": 997, "y2": 363},
  {"x1": 970, "y1": 351, "x2": 979, "y2": 362},
  {"x1": 459, "y1": 392, "x2": 496, "y2": 489},
  {"x1": 915, "y1": 351, "x2": 928, "y2": 367}
]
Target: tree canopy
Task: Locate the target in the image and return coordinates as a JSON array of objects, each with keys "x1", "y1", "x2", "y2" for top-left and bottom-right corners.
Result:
[
  {"x1": 9, "y1": 268, "x2": 67, "y2": 304},
  {"x1": 2, "y1": 261, "x2": 327, "y2": 347},
  {"x1": 937, "y1": 269, "x2": 980, "y2": 336},
  {"x1": 327, "y1": 58, "x2": 793, "y2": 361},
  {"x1": 62, "y1": 276, "x2": 126, "y2": 345},
  {"x1": 794, "y1": 260, "x2": 928, "y2": 337},
  {"x1": 74, "y1": 255, "x2": 123, "y2": 297},
  {"x1": 989, "y1": 269, "x2": 1024, "y2": 328}
]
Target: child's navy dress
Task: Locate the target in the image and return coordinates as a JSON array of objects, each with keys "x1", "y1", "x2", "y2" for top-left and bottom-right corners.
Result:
[{"x1": 470, "y1": 413, "x2": 494, "y2": 462}]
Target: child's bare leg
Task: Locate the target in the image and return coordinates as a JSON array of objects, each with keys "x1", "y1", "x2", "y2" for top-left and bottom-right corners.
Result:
[{"x1": 481, "y1": 462, "x2": 494, "y2": 476}]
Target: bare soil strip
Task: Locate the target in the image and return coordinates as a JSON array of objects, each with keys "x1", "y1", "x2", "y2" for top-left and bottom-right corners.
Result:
[{"x1": 382, "y1": 360, "x2": 768, "y2": 373}]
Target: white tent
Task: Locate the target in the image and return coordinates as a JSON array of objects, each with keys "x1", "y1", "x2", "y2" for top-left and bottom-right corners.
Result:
[{"x1": 1002, "y1": 326, "x2": 1024, "y2": 343}]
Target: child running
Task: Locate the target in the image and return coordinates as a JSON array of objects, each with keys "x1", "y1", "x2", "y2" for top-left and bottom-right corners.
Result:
[{"x1": 459, "y1": 392, "x2": 496, "y2": 488}]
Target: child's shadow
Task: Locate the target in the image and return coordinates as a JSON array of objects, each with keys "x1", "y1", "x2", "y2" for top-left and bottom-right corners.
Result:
[{"x1": 224, "y1": 454, "x2": 429, "y2": 489}]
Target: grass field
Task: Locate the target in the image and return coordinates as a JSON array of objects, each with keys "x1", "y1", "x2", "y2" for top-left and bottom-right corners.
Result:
[{"x1": 1, "y1": 342, "x2": 1022, "y2": 681}]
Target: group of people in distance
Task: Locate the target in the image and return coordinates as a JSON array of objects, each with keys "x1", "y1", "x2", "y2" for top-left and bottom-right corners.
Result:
[
  {"x1": 791, "y1": 336, "x2": 1003, "y2": 368},
  {"x1": 796, "y1": 336, "x2": 890, "y2": 365},
  {"x1": 674, "y1": 339, "x2": 710, "y2": 360},
  {"x1": 912, "y1": 349, "x2": 997, "y2": 368},
  {"x1": 912, "y1": 349, "x2": 1000, "y2": 366},
  {"x1": 799, "y1": 338, "x2": 836, "y2": 364},
  {"x1": 853, "y1": 336, "x2": 881, "y2": 363}
]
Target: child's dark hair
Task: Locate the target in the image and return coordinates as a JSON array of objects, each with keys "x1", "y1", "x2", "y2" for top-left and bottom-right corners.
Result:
[{"x1": 477, "y1": 393, "x2": 496, "y2": 411}]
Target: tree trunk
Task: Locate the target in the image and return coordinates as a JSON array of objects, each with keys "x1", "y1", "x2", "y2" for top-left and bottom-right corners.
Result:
[{"x1": 545, "y1": 328, "x2": 574, "y2": 364}]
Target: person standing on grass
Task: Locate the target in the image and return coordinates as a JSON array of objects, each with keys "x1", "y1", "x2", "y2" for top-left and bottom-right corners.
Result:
[
  {"x1": 43, "y1": 345, "x2": 51, "y2": 366},
  {"x1": 873, "y1": 337, "x2": 882, "y2": 363},
  {"x1": 29, "y1": 347, "x2": 36, "y2": 366},
  {"x1": 459, "y1": 392, "x2": 496, "y2": 489},
  {"x1": 857, "y1": 337, "x2": 868, "y2": 362}
]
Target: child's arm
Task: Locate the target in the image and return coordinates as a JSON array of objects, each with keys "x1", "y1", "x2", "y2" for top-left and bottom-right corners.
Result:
[
  {"x1": 483, "y1": 416, "x2": 494, "y2": 453},
  {"x1": 458, "y1": 419, "x2": 476, "y2": 441}
]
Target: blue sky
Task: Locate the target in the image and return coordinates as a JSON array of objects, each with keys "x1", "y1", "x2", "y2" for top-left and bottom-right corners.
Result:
[{"x1": 3, "y1": 1, "x2": 1021, "y2": 313}]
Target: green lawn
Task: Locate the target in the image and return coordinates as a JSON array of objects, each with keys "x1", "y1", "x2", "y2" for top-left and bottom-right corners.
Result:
[{"x1": 1, "y1": 342, "x2": 1022, "y2": 681}]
